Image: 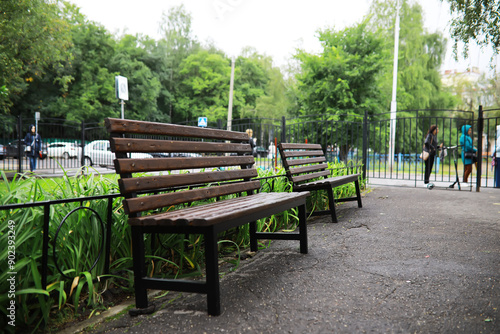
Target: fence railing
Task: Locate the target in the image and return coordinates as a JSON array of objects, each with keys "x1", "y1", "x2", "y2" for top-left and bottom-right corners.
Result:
[
  {"x1": 0, "y1": 166, "x2": 362, "y2": 292},
  {"x1": 2, "y1": 108, "x2": 499, "y2": 188}
]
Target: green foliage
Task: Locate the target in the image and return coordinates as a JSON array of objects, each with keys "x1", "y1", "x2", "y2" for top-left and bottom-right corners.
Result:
[
  {"x1": 367, "y1": 0, "x2": 456, "y2": 112},
  {"x1": 177, "y1": 50, "x2": 232, "y2": 121},
  {"x1": 49, "y1": 8, "x2": 118, "y2": 123},
  {"x1": 0, "y1": 169, "x2": 125, "y2": 331},
  {"x1": 445, "y1": 0, "x2": 500, "y2": 56},
  {"x1": 294, "y1": 19, "x2": 387, "y2": 117},
  {"x1": 1, "y1": 0, "x2": 465, "y2": 133},
  {"x1": 0, "y1": 0, "x2": 72, "y2": 115},
  {"x1": 110, "y1": 35, "x2": 162, "y2": 122}
]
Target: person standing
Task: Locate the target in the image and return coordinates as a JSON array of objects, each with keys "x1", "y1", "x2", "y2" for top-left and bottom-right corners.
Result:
[
  {"x1": 245, "y1": 129, "x2": 256, "y2": 157},
  {"x1": 423, "y1": 125, "x2": 443, "y2": 185},
  {"x1": 460, "y1": 125, "x2": 477, "y2": 186},
  {"x1": 494, "y1": 130, "x2": 500, "y2": 188},
  {"x1": 24, "y1": 124, "x2": 42, "y2": 172}
]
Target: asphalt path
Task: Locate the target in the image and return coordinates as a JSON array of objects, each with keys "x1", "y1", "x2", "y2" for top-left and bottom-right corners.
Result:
[{"x1": 69, "y1": 185, "x2": 500, "y2": 333}]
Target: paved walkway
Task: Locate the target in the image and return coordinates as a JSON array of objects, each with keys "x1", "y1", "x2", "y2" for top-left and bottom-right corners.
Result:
[{"x1": 59, "y1": 184, "x2": 500, "y2": 334}]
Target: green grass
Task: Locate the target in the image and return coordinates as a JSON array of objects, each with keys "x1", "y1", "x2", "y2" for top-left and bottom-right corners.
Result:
[{"x1": 0, "y1": 163, "x2": 363, "y2": 332}]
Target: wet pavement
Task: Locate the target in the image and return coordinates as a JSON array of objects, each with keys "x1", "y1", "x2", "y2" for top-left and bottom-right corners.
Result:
[{"x1": 65, "y1": 184, "x2": 500, "y2": 334}]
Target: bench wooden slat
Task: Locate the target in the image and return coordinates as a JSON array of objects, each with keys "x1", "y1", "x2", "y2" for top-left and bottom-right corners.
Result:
[
  {"x1": 115, "y1": 156, "x2": 255, "y2": 174},
  {"x1": 106, "y1": 118, "x2": 249, "y2": 141},
  {"x1": 294, "y1": 174, "x2": 360, "y2": 190},
  {"x1": 280, "y1": 143, "x2": 322, "y2": 150},
  {"x1": 119, "y1": 169, "x2": 258, "y2": 194},
  {"x1": 291, "y1": 170, "x2": 330, "y2": 184},
  {"x1": 285, "y1": 157, "x2": 326, "y2": 167},
  {"x1": 288, "y1": 163, "x2": 329, "y2": 176},
  {"x1": 281, "y1": 150, "x2": 324, "y2": 158},
  {"x1": 111, "y1": 138, "x2": 251, "y2": 154},
  {"x1": 128, "y1": 192, "x2": 309, "y2": 227},
  {"x1": 124, "y1": 180, "x2": 261, "y2": 214}
]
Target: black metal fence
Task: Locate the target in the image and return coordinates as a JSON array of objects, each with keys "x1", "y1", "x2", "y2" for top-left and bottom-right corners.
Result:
[{"x1": 2, "y1": 108, "x2": 500, "y2": 188}]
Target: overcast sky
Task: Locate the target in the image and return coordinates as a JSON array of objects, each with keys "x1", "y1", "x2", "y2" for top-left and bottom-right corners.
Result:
[{"x1": 68, "y1": 0, "x2": 497, "y2": 75}]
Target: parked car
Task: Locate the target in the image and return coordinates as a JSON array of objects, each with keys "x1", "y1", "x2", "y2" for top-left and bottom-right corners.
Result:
[
  {"x1": 6, "y1": 140, "x2": 47, "y2": 159},
  {"x1": 150, "y1": 152, "x2": 202, "y2": 158},
  {"x1": 47, "y1": 142, "x2": 81, "y2": 159},
  {"x1": 0, "y1": 144, "x2": 5, "y2": 160},
  {"x1": 171, "y1": 152, "x2": 202, "y2": 158},
  {"x1": 83, "y1": 140, "x2": 153, "y2": 167},
  {"x1": 150, "y1": 152, "x2": 171, "y2": 158}
]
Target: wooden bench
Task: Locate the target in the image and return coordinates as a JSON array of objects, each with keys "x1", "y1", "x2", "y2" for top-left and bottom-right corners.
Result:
[
  {"x1": 278, "y1": 143, "x2": 362, "y2": 223},
  {"x1": 105, "y1": 118, "x2": 310, "y2": 316}
]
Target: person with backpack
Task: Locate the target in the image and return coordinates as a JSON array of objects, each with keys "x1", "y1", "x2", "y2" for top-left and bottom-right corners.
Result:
[
  {"x1": 24, "y1": 124, "x2": 42, "y2": 172},
  {"x1": 460, "y1": 124, "x2": 477, "y2": 187}
]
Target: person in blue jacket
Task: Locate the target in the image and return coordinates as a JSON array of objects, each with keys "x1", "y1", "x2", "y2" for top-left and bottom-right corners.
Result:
[
  {"x1": 459, "y1": 125, "x2": 477, "y2": 186},
  {"x1": 24, "y1": 124, "x2": 42, "y2": 172}
]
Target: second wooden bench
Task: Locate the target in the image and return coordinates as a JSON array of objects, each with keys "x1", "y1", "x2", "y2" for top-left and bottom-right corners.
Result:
[{"x1": 278, "y1": 142, "x2": 362, "y2": 223}]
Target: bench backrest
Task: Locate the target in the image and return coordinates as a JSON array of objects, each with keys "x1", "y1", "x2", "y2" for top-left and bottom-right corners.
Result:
[
  {"x1": 105, "y1": 118, "x2": 258, "y2": 216},
  {"x1": 278, "y1": 143, "x2": 330, "y2": 185}
]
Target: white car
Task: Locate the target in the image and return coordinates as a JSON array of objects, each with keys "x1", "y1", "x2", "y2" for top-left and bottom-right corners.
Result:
[
  {"x1": 47, "y1": 142, "x2": 81, "y2": 159},
  {"x1": 83, "y1": 140, "x2": 153, "y2": 167}
]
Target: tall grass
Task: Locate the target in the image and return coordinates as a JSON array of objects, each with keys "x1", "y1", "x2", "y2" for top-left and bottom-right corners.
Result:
[
  {"x1": 0, "y1": 168, "x2": 127, "y2": 333},
  {"x1": 0, "y1": 162, "x2": 363, "y2": 332}
]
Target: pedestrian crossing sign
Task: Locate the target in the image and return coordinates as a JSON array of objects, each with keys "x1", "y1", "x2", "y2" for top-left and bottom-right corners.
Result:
[{"x1": 198, "y1": 117, "x2": 207, "y2": 127}]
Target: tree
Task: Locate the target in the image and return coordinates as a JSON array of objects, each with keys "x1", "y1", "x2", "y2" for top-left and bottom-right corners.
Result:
[
  {"x1": 110, "y1": 35, "x2": 162, "y2": 122},
  {"x1": 368, "y1": 0, "x2": 456, "y2": 111},
  {"x1": 237, "y1": 47, "x2": 291, "y2": 119},
  {"x1": 443, "y1": 0, "x2": 500, "y2": 56},
  {"x1": 0, "y1": 0, "x2": 72, "y2": 115},
  {"x1": 156, "y1": 5, "x2": 200, "y2": 123},
  {"x1": 176, "y1": 50, "x2": 232, "y2": 122},
  {"x1": 444, "y1": 70, "x2": 489, "y2": 111},
  {"x1": 47, "y1": 5, "x2": 118, "y2": 123},
  {"x1": 294, "y1": 19, "x2": 387, "y2": 117}
]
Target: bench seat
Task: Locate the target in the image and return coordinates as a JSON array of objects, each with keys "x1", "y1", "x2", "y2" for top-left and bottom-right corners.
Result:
[
  {"x1": 293, "y1": 174, "x2": 360, "y2": 192},
  {"x1": 128, "y1": 192, "x2": 309, "y2": 227}
]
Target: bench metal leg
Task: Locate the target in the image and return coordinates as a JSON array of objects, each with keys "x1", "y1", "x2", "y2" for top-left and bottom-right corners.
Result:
[
  {"x1": 326, "y1": 186, "x2": 338, "y2": 223},
  {"x1": 249, "y1": 221, "x2": 258, "y2": 252},
  {"x1": 204, "y1": 228, "x2": 221, "y2": 316},
  {"x1": 298, "y1": 204, "x2": 308, "y2": 254},
  {"x1": 355, "y1": 180, "x2": 363, "y2": 208},
  {"x1": 131, "y1": 226, "x2": 148, "y2": 309}
]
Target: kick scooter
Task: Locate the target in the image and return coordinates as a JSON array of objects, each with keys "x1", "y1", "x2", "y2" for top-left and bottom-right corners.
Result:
[{"x1": 427, "y1": 146, "x2": 461, "y2": 190}]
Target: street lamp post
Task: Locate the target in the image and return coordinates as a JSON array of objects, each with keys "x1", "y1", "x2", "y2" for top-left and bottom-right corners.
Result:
[
  {"x1": 227, "y1": 57, "x2": 235, "y2": 131},
  {"x1": 389, "y1": 0, "x2": 400, "y2": 173}
]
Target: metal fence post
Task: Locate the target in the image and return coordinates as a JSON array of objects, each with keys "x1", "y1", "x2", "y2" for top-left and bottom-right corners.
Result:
[
  {"x1": 80, "y1": 121, "x2": 85, "y2": 168},
  {"x1": 362, "y1": 110, "x2": 368, "y2": 181},
  {"x1": 42, "y1": 203, "x2": 50, "y2": 290},
  {"x1": 476, "y1": 105, "x2": 483, "y2": 192},
  {"x1": 104, "y1": 197, "x2": 113, "y2": 276},
  {"x1": 281, "y1": 116, "x2": 286, "y2": 143},
  {"x1": 17, "y1": 116, "x2": 23, "y2": 174}
]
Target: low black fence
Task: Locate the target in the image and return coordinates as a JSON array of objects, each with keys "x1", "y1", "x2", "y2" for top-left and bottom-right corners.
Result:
[
  {"x1": 2, "y1": 108, "x2": 500, "y2": 188},
  {"x1": 0, "y1": 170, "x2": 362, "y2": 292},
  {"x1": 1, "y1": 193, "x2": 119, "y2": 290}
]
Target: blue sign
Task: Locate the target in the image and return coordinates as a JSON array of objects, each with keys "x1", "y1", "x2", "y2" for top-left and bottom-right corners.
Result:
[{"x1": 198, "y1": 117, "x2": 207, "y2": 127}]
